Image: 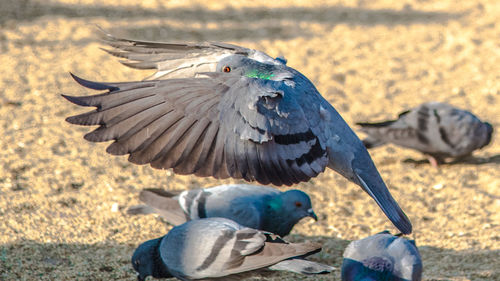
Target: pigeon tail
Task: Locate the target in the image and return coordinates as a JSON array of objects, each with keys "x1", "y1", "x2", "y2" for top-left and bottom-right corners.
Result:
[
  {"x1": 355, "y1": 171, "x2": 412, "y2": 234},
  {"x1": 268, "y1": 259, "x2": 335, "y2": 275},
  {"x1": 134, "y1": 189, "x2": 188, "y2": 226},
  {"x1": 127, "y1": 204, "x2": 156, "y2": 215}
]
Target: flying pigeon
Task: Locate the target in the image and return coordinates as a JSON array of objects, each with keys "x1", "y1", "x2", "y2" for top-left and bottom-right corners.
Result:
[
  {"x1": 132, "y1": 217, "x2": 334, "y2": 281},
  {"x1": 127, "y1": 184, "x2": 317, "y2": 237},
  {"x1": 341, "y1": 231, "x2": 422, "y2": 281},
  {"x1": 63, "y1": 31, "x2": 412, "y2": 234},
  {"x1": 357, "y1": 102, "x2": 493, "y2": 166}
]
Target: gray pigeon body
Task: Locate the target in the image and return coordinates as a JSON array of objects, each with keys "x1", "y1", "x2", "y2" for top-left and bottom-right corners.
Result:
[
  {"x1": 63, "y1": 31, "x2": 412, "y2": 234},
  {"x1": 127, "y1": 184, "x2": 318, "y2": 237},
  {"x1": 357, "y1": 102, "x2": 493, "y2": 165},
  {"x1": 341, "y1": 231, "x2": 422, "y2": 281},
  {"x1": 132, "y1": 217, "x2": 334, "y2": 281}
]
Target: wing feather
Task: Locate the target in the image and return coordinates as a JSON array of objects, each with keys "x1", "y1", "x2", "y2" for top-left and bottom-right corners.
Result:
[{"x1": 64, "y1": 72, "x2": 328, "y2": 186}]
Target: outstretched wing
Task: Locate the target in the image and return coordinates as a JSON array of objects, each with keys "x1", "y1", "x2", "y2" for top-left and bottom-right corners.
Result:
[
  {"x1": 63, "y1": 72, "x2": 328, "y2": 186},
  {"x1": 99, "y1": 30, "x2": 283, "y2": 80}
]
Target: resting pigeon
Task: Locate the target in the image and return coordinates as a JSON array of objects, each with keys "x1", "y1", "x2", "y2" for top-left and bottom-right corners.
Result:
[
  {"x1": 127, "y1": 184, "x2": 317, "y2": 237},
  {"x1": 132, "y1": 217, "x2": 334, "y2": 281},
  {"x1": 341, "y1": 231, "x2": 422, "y2": 281},
  {"x1": 357, "y1": 102, "x2": 493, "y2": 166},
  {"x1": 63, "y1": 31, "x2": 412, "y2": 234}
]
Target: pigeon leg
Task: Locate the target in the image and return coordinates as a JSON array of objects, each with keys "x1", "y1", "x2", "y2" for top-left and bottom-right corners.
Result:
[{"x1": 427, "y1": 155, "x2": 444, "y2": 167}]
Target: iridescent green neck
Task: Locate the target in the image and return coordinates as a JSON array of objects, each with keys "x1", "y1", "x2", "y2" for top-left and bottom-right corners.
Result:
[
  {"x1": 245, "y1": 69, "x2": 275, "y2": 80},
  {"x1": 267, "y1": 196, "x2": 282, "y2": 211}
]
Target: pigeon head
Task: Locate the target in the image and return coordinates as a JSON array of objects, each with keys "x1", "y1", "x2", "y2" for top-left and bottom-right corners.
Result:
[
  {"x1": 481, "y1": 122, "x2": 493, "y2": 148},
  {"x1": 217, "y1": 55, "x2": 278, "y2": 80},
  {"x1": 281, "y1": 189, "x2": 318, "y2": 222},
  {"x1": 262, "y1": 189, "x2": 317, "y2": 236},
  {"x1": 132, "y1": 237, "x2": 171, "y2": 281}
]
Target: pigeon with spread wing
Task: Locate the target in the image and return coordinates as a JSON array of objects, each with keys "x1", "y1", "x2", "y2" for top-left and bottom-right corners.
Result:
[{"x1": 63, "y1": 31, "x2": 412, "y2": 234}]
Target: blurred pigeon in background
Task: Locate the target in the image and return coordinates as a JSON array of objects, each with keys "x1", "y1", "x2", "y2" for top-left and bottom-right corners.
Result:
[
  {"x1": 357, "y1": 102, "x2": 493, "y2": 166},
  {"x1": 127, "y1": 184, "x2": 318, "y2": 237},
  {"x1": 63, "y1": 31, "x2": 412, "y2": 234},
  {"x1": 341, "y1": 231, "x2": 422, "y2": 281},
  {"x1": 132, "y1": 218, "x2": 334, "y2": 281}
]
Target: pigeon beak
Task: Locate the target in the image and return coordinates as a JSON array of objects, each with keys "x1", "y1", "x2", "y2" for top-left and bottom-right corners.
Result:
[{"x1": 307, "y1": 208, "x2": 318, "y2": 221}]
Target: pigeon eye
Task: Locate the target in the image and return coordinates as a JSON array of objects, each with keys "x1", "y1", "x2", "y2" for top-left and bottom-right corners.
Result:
[
  {"x1": 295, "y1": 202, "x2": 302, "y2": 207},
  {"x1": 223, "y1": 66, "x2": 231, "y2": 73}
]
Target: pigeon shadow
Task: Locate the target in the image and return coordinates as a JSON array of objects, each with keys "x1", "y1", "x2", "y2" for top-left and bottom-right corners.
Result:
[
  {"x1": 1, "y1": 237, "x2": 497, "y2": 280},
  {"x1": 1, "y1": 1, "x2": 464, "y2": 42},
  {"x1": 403, "y1": 154, "x2": 500, "y2": 166}
]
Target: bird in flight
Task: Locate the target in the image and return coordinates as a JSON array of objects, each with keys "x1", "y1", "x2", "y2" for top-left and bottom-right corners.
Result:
[{"x1": 63, "y1": 31, "x2": 412, "y2": 234}]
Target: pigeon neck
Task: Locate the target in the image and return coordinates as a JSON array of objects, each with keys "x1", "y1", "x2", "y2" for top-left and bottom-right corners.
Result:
[
  {"x1": 151, "y1": 240, "x2": 173, "y2": 279},
  {"x1": 262, "y1": 196, "x2": 293, "y2": 236},
  {"x1": 244, "y1": 69, "x2": 276, "y2": 80}
]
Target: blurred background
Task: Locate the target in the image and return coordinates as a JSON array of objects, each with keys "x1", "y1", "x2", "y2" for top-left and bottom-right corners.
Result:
[{"x1": 0, "y1": 0, "x2": 498, "y2": 280}]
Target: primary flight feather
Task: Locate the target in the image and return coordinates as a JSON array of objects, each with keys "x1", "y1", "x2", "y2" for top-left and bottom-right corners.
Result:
[{"x1": 63, "y1": 31, "x2": 412, "y2": 234}]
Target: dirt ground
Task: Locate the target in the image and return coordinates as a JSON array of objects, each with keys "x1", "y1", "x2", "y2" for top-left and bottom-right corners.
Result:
[{"x1": 0, "y1": 0, "x2": 499, "y2": 280}]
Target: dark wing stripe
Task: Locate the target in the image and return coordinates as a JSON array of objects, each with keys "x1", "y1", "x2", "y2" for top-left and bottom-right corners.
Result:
[
  {"x1": 416, "y1": 132, "x2": 430, "y2": 144},
  {"x1": 225, "y1": 230, "x2": 265, "y2": 270},
  {"x1": 196, "y1": 191, "x2": 209, "y2": 218},
  {"x1": 274, "y1": 129, "x2": 316, "y2": 145},
  {"x1": 417, "y1": 106, "x2": 429, "y2": 131},
  {"x1": 300, "y1": 139, "x2": 326, "y2": 166},
  {"x1": 439, "y1": 127, "x2": 455, "y2": 148},
  {"x1": 196, "y1": 229, "x2": 235, "y2": 272}
]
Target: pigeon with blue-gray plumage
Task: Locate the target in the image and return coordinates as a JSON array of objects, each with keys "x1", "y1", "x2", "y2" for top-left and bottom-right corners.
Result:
[
  {"x1": 341, "y1": 231, "x2": 422, "y2": 281},
  {"x1": 127, "y1": 184, "x2": 317, "y2": 237},
  {"x1": 63, "y1": 31, "x2": 412, "y2": 234},
  {"x1": 357, "y1": 102, "x2": 493, "y2": 166},
  {"x1": 132, "y1": 217, "x2": 334, "y2": 281}
]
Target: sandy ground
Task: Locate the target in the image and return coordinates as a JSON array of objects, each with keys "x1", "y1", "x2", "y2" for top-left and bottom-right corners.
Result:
[{"x1": 0, "y1": 0, "x2": 499, "y2": 280}]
